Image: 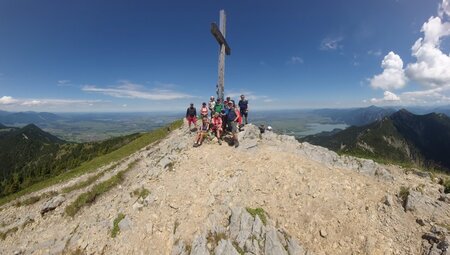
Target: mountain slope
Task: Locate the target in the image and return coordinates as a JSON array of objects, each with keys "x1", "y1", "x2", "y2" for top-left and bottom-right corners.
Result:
[
  {"x1": 0, "y1": 124, "x2": 142, "y2": 197},
  {"x1": 0, "y1": 111, "x2": 64, "y2": 125},
  {"x1": 0, "y1": 124, "x2": 448, "y2": 255},
  {"x1": 301, "y1": 109, "x2": 450, "y2": 171},
  {"x1": 312, "y1": 105, "x2": 396, "y2": 126}
]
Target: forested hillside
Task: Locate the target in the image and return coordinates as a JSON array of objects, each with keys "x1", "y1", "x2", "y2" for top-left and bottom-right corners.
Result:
[
  {"x1": 0, "y1": 124, "x2": 141, "y2": 197},
  {"x1": 301, "y1": 109, "x2": 450, "y2": 172}
]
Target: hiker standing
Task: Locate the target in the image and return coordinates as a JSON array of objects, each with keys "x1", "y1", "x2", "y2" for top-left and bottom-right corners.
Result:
[
  {"x1": 226, "y1": 101, "x2": 240, "y2": 148},
  {"x1": 200, "y1": 102, "x2": 209, "y2": 119},
  {"x1": 208, "y1": 96, "x2": 216, "y2": 117},
  {"x1": 186, "y1": 103, "x2": 197, "y2": 130},
  {"x1": 238, "y1": 94, "x2": 249, "y2": 125}
]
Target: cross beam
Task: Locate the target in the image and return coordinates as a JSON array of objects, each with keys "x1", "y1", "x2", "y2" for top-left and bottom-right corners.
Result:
[
  {"x1": 211, "y1": 10, "x2": 231, "y2": 103},
  {"x1": 211, "y1": 23, "x2": 231, "y2": 55}
]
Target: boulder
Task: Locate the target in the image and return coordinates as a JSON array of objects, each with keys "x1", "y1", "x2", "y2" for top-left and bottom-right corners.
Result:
[{"x1": 40, "y1": 194, "x2": 65, "y2": 215}]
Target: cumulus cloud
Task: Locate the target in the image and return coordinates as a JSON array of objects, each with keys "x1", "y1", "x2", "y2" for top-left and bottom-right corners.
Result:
[
  {"x1": 320, "y1": 36, "x2": 343, "y2": 50},
  {"x1": 369, "y1": 51, "x2": 407, "y2": 90},
  {"x1": 405, "y1": 16, "x2": 450, "y2": 88},
  {"x1": 0, "y1": 96, "x2": 18, "y2": 105},
  {"x1": 287, "y1": 56, "x2": 304, "y2": 65},
  {"x1": 401, "y1": 85, "x2": 450, "y2": 104},
  {"x1": 370, "y1": 91, "x2": 401, "y2": 104},
  {"x1": 82, "y1": 81, "x2": 193, "y2": 100},
  {"x1": 439, "y1": 0, "x2": 450, "y2": 17}
]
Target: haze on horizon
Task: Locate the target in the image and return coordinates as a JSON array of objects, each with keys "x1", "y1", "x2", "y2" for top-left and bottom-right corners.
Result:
[{"x1": 1, "y1": 0, "x2": 450, "y2": 112}]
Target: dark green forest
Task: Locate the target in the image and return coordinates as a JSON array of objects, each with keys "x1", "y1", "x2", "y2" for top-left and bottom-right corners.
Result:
[
  {"x1": 0, "y1": 123, "x2": 141, "y2": 198},
  {"x1": 301, "y1": 109, "x2": 450, "y2": 172}
]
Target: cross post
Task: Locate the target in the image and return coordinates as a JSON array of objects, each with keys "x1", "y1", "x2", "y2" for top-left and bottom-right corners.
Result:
[{"x1": 211, "y1": 10, "x2": 231, "y2": 103}]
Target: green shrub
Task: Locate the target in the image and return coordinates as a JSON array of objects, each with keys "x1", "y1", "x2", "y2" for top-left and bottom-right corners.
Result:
[
  {"x1": 443, "y1": 178, "x2": 450, "y2": 194},
  {"x1": 246, "y1": 207, "x2": 267, "y2": 226},
  {"x1": 399, "y1": 186, "x2": 410, "y2": 208},
  {"x1": 111, "y1": 213, "x2": 125, "y2": 238}
]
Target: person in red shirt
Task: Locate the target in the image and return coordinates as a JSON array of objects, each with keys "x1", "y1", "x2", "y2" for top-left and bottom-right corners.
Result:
[{"x1": 211, "y1": 112, "x2": 223, "y2": 145}]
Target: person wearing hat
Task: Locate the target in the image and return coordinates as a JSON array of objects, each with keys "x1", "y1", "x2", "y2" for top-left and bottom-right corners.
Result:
[
  {"x1": 200, "y1": 102, "x2": 209, "y2": 119},
  {"x1": 186, "y1": 103, "x2": 197, "y2": 130},
  {"x1": 226, "y1": 100, "x2": 240, "y2": 147},
  {"x1": 208, "y1": 96, "x2": 216, "y2": 117}
]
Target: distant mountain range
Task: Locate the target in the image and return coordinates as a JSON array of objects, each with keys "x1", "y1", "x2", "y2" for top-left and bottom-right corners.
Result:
[
  {"x1": 0, "y1": 123, "x2": 141, "y2": 197},
  {"x1": 301, "y1": 109, "x2": 450, "y2": 172},
  {"x1": 0, "y1": 111, "x2": 64, "y2": 125},
  {"x1": 311, "y1": 105, "x2": 397, "y2": 126}
]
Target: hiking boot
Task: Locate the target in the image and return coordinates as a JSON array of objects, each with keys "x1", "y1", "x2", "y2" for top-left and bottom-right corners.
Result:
[
  {"x1": 234, "y1": 141, "x2": 239, "y2": 148},
  {"x1": 193, "y1": 143, "x2": 198, "y2": 147}
]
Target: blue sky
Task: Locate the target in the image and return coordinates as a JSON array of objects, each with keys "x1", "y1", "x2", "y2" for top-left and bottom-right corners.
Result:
[{"x1": 1, "y1": 0, "x2": 450, "y2": 112}]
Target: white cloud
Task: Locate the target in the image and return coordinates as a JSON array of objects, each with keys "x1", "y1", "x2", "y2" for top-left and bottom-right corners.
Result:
[
  {"x1": 320, "y1": 36, "x2": 343, "y2": 50},
  {"x1": 287, "y1": 56, "x2": 304, "y2": 65},
  {"x1": 405, "y1": 16, "x2": 450, "y2": 88},
  {"x1": 370, "y1": 91, "x2": 401, "y2": 104},
  {"x1": 367, "y1": 49, "x2": 382, "y2": 56},
  {"x1": 225, "y1": 90, "x2": 273, "y2": 102},
  {"x1": 57, "y1": 80, "x2": 71, "y2": 86},
  {"x1": 438, "y1": 0, "x2": 450, "y2": 18},
  {"x1": 400, "y1": 85, "x2": 450, "y2": 104},
  {"x1": 82, "y1": 81, "x2": 193, "y2": 100},
  {"x1": 369, "y1": 51, "x2": 407, "y2": 90},
  {"x1": 0, "y1": 96, "x2": 18, "y2": 105},
  {"x1": 0, "y1": 96, "x2": 103, "y2": 107}
]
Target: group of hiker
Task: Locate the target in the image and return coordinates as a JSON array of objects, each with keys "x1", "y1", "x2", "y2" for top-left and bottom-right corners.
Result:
[{"x1": 185, "y1": 94, "x2": 249, "y2": 148}]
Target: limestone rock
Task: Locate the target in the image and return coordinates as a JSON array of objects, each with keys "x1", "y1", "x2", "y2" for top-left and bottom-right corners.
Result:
[
  {"x1": 287, "y1": 237, "x2": 306, "y2": 255},
  {"x1": 265, "y1": 227, "x2": 288, "y2": 255},
  {"x1": 190, "y1": 234, "x2": 209, "y2": 255},
  {"x1": 40, "y1": 194, "x2": 65, "y2": 215},
  {"x1": 118, "y1": 216, "x2": 132, "y2": 232},
  {"x1": 214, "y1": 239, "x2": 239, "y2": 255}
]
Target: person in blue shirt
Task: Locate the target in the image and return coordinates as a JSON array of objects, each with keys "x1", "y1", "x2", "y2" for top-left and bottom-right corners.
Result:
[{"x1": 238, "y1": 94, "x2": 249, "y2": 125}]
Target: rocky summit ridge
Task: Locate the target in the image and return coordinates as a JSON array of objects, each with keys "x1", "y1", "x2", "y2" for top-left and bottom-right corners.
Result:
[{"x1": 0, "y1": 123, "x2": 449, "y2": 255}]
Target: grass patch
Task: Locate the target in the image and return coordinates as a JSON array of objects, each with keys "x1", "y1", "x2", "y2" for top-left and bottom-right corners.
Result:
[
  {"x1": 14, "y1": 190, "x2": 58, "y2": 207},
  {"x1": 246, "y1": 207, "x2": 268, "y2": 226},
  {"x1": 111, "y1": 213, "x2": 125, "y2": 238},
  {"x1": 0, "y1": 119, "x2": 183, "y2": 207},
  {"x1": 399, "y1": 186, "x2": 410, "y2": 209},
  {"x1": 65, "y1": 160, "x2": 139, "y2": 217},
  {"x1": 0, "y1": 226, "x2": 18, "y2": 240},
  {"x1": 232, "y1": 241, "x2": 245, "y2": 255},
  {"x1": 62, "y1": 162, "x2": 120, "y2": 194},
  {"x1": 132, "y1": 187, "x2": 150, "y2": 200},
  {"x1": 443, "y1": 178, "x2": 450, "y2": 194}
]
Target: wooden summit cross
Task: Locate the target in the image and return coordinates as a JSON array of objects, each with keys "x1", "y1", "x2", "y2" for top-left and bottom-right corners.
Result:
[{"x1": 211, "y1": 10, "x2": 231, "y2": 103}]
